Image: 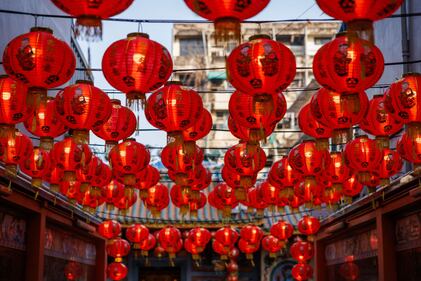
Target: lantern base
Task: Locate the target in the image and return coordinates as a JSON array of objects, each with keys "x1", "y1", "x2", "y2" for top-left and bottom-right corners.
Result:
[
  {"x1": 315, "y1": 138, "x2": 329, "y2": 151},
  {"x1": 375, "y1": 136, "x2": 390, "y2": 150},
  {"x1": 240, "y1": 176, "x2": 253, "y2": 188},
  {"x1": 40, "y1": 137, "x2": 54, "y2": 152},
  {"x1": 332, "y1": 128, "x2": 352, "y2": 145},
  {"x1": 347, "y1": 20, "x2": 374, "y2": 44},
  {"x1": 0, "y1": 124, "x2": 15, "y2": 138},
  {"x1": 126, "y1": 91, "x2": 146, "y2": 111},
  {"x1": 71, "y1": 129, "x2": 89, "y2": 145},
  {"x1": 235, "y1": 187, "x2": 247, "y2": 201},
  {"x1": 407, "y1": 122, "x2": 421, "y2": 141},
  {"x1": 214, "y1": 17, "x2": 241, "y2": 47},
  {"x1": 75, "y1": 16, "x2": 103, "y2": 41},
  {"x1": 4, "y1": 164, "x2": 17, "y2": 178}
]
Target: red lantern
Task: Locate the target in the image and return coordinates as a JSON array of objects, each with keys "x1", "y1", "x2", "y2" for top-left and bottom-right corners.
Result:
[
  {"x1": 138, "y1": 234, "x2": 156, "y2": 257},
  {"x1": 0, "y1": 75, "x2": 31, "y2": 129},
  {"x1": 44, "y1": 166, "x2": 64, "y2": 193},
  {"x1": 240, "y1": 187, "x2": 268, "y2": 216},
  {"x1": 50, "y1": 137, "x2": 92, "y2": 181},
  {"x1": 188, "y1": 227, "x2": 211, "y2": 249},
  {"x1": 224, "y1": 142, "x2": 267, "y2": 177},
  {"x1": 209, "y1": 183, "x2": 239, "y2": 218},
  {"x1": 344, "y1": 135, "x2": 382, "y2": 184},
  {"x1": 143, "y1": 184, "x2": 169, "y2": 217},
  {"x1": 215, "y1": 227, "x2": 239, "y2": 251},
  {"x1": 268, "y1": 157, "x2": 302, "y2": 191},
  {"x1": 3, "y1": 27, "x2": 75, "y2": 94},
  {"x1": 0, "y1": 129, "x2": 33, "y2": 177},
  {"x1": 342, "y1": 175, "x2": 364, "y2": 200},
  {"x1": 19, "y1": 147, "x2": 51, "y2": 188},
  {"x1": 397, "y1": 132, "x2": 421, "y2": 170},
  {"x1": 316, "y1": 0, "x2": 403, "y2": 42},
  {"x1": 55, "y1": 80, "x2": 112, "y2": 143},
  {"x1": 262, "y1": 235, "x2": 284, "y2": 258},
  {"x1": 227, "y1": 34, "x2": 296, "y2": 94},
  {"x1": 184, "y1": 0, "x2": 270, "y2": 44},
  {"x1": 79, "y1": 186, "x2": 105, "y2": 212},
  {"x1": 93, "y1": 99, "x2": 136, "y2": 151},
  {"x1": 222, "y1": 165, "x2": 256, "y2": 200},
  {"x1": 339, "y1": 258, "x2": 360, "y2": 281},
  {"x1": 259, "y1": 182, "x2": 280, "y2": 210},
  {"x1": 384, "y1": 73, "x2": 421, "y2": 137},
  {"x1": 229, "y1": 91, "x2": 286, "y2": 130},
  {"x1": 298, "y1": 103, "x2": 332, "y2": 150},
  {"x1": 98, "y1": 220, "x2": 121, "y2": 239},
  {"x1": 311, "y1": 88, "x2": 369, "y2": 144},
  {"x1": 290, "y1": 241, "x2": 314, "y2": 263},
  {"x1": 59, "y1": 180, "x2": 82, "y2": 202},
  {"x1": 76, "y1": 156, "x2": 105, "y2": 191},
  {"x1": 107, "y1": 262, "x2": 128, "y2": 281},
  {"x1": 126, "y1": 224, "x2": 149, "y2": 250},
  {"x1": 51, "y1": 0, "x2": 134, "y2": 41},
  {"x1": 270, "y1": 220, "x2": 293, "y2": 241},
  {"x1": 313, "y1": 32, "x2": 384, "y2": 93},
  {"x1": 24, "y1": 96, "x2": 67, "y2": 151},
  {"x1": 158, "y1": 226, "x2": 182, "y2": 259},
  {"x1": 145, "y1": 82, "x2": 203, "y2": 139},
  {"x1": 378, "y1": 148, "x2": 403, "y2": 186},
  {"x1": 240, "y1": 225, "x2": 264, "y2": 245},
  {"x1": 161, "y1": 142, "x2": 204, "y2": 173},
  {"x1": 212, "y1": 240, "x2": 231, "y2": 260},
  {"x1": 188, "y1": 192, "x2": 207, "y2": 218},
  {"x1": 109, "y1": 139, "x2": 150, "y2": 187},
  {"x1": 360, "y1": 95, "x2": 403, "y2": 148},
  {"x1": 136, "y1": 165, "x2": 160, "y2": 199},
  {"x1": 238, "y1": 238, "x2": 260, "y2": 261},
  {"x1": 64, "y1": 261, "x2": 82, "y2": 281},
  {"x1": 107, "y1": 238, "x2": 131, "y2": 262},
  {"x1": 297, "y1": 216, "x2": 321, "y2": 239},
  {"x1": 182, "y1": 109, "x2": 212, "y2": 142},
  {"x1": 291, "y1": 263, "x2": 313, "y2": 281},
  {"x1": 326, "y1": 151, "x2": 352, "y2": 192},
  {"x1": 113, "y1": 188, "x2": 137, "y2": 213},
  {"x1": 101, "y1": 180, "x2": 125, "y2": 210},
  {"x1": 226, "y1": 260, "x2": 239, "y2": 273},
  {"x1": 102, "y1": 33, "x2": 172, "y2": 106},
  {"x1": 228, "y1": 115, "x2": 274, "y2": 144}
]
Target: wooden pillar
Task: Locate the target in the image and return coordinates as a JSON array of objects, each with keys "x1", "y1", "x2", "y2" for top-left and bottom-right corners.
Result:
[
  {"x1": 25, "y1": 209, "x2": 46, "y2": 281},
  {"x1": 96, "y1": 238, "x2": 107, "y2": 281},
  {"x1": 314, "y1": 239, "x2": 327, "y2": 281},
  {"x1": 376, "y1": 210, "x2": 397, "y2": 281}
]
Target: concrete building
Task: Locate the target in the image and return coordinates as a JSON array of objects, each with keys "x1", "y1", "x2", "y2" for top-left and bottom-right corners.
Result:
[{"x1": 172, "y1": 21, "x2": 341, "y2": 166}]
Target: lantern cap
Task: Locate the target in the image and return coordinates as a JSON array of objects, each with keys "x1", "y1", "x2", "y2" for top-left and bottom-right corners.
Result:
[
  {"x1": 111, "y1": 99, "x2": 122, "y2": 105},
  {"x1": 402, "y1": 72, "x2": 421, "y2": 78},
  {"x1": 76, "y1": 80, "x2": 94, "y2": 85},
  {"x1": 30, "y1": 27, "x2": 53, "y2": 34},
  {"x1": 165, "y1": 81, "x2": 183, "y2": 86},
  {"x1": 127, "y1": 32, "x2": 150, "y2": 39},
  {"x1": 249, "y1": 34, "x2": 271, "y2": 41}
]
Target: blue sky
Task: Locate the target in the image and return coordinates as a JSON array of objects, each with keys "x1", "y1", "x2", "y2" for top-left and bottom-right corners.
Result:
[{"x1": 78, "y1": 0, "x2": 329, "y2": 147}]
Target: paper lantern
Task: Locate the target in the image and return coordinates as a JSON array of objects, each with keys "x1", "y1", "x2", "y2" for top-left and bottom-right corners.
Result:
[
  {"x1": 238, "y1": 238, "x2": 260, "y2": 261},
  {"x1": 126, "y1": 224, "x2": 149, "y2": 249},
  {"x1": 113, "y1": 188, "x2": 137, "y2": 213},
  {"x1": 270, "y1": 220, "x2": 293, "y2": 241},
  {"x1": 290, "y1": 241, "x2": 314, "y2": 262},
  {"x1": 136, "y1": 165, "x2": 160, "y2": 199},
  {"x1": 215, "y1": 227, "x2": 239, "y2": 251},
  {"x1": 143, "y1": 184, "x2": 169, "y2": 217},
  {"x1": 262, "y1": 235, "x2": 284, "y2": 258},
  {"x1": 107, "y1": 238, "x2": 131, "y2": 262},
  {"x1": 228, "y1": 115, "x2": 274, "y2": 144},
  {"x1": 158, "y1": 226, "x2": 182, "y2": 259},
  {"x1": 298, "y1": 103, "x2": 332, "y2": 150},
  {"x1": 98, "y1": 220, "x2": 121, "y2": 239},
  {"x1": 0, "y1": 129, "x2": 33, "y2": 177},
  {"x1": 297, "y1": 216, "x2": 321, "y2": 239},
  {"x1": 268, "y1": 157, "x2": 302, "y2": 192},
  {"x1": 291, "y1": 263, "x2": 313, "y2": 281},
  {"x1": 182, "y1": 109, "x2": 212, "y2": 142},
  {"x1": 326, "y1": 151, "x2": 352, "y2": 192},
  {"x1": 240, "y1": 187, "x2": 268, "y2": 216},
  {"x1": 107, "y1": 262, "x2": 128, "y2": 281},
  {"x1": 342, "y1": 175, "x2": 364, "y2": 200},
  {"x1": 397, "y1": 132, "x2": 421, "y2": 170},
  {"x1": 19, "y1": 147, "x2": 51, "y2": 188},
  {"x1": 224, "y1": 142, "x2": 267, "y2": 177},
  {"x1": 378, "y1": 148, "x2": 403, "y2": 186},
  {"x1": 138, "y1": 234, "x2": 156, "y2": 257},
  {"x1": 259, "y1": 182, "x2": 280, "y2": 210},
  {"x1": 240, "y1": 225, "x2": 264, "y2": 244},
  {"x1": 101, "y1": 180, "x2": 125, "y2": 210}
]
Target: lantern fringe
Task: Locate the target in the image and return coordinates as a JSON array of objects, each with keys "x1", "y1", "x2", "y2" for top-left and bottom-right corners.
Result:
[
  {"x1": 315, "y1": 138, "x2": 329, "y2": 151},
  {"x1": 375, "y1": 136, "x2": 390, "y2": 150},
  {"x1": 74, "y1": 16, "x2": 103, "y2": 41},
  {"x1": 214, "y1": 17, "x2": 242, "y2": 47},
  {"x1": 235, "y1": 187, "x2": 247, "y2": 201},
  {"x1": 126, "y1": 91, "x2": 146, "y2": 112},
  {"x1": 332, "y1": 128, "x2": 352, "y2": 145},
  {"x1": 40, "y1": 137, "x2": 54, "y2": 152}
]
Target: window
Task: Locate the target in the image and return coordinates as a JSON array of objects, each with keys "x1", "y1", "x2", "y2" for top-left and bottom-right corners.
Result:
[
  {"x1": 314, "y1": 36, "x2": 331, "y2": 45},
  {"x1": 179, "y1": 37, "x2": 204, "y2": 56},
  {"x1": 276, "y1": 34, "x2": 304, "y2": 46}
]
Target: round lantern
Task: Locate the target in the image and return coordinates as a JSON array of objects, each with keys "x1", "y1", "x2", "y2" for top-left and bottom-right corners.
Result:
[
  {"x1": 136, "y1": 165, "x2": 160, "y2": 199},
  {"x1": 291, "y1": 263, "x2": 313, "y2": 281},
  {"x1": 188, "y1": 227, "x2": 211, "y2": 250},
  {"x1": 51, "y1": 0, "x2": 134, "y2": 41},
  {"x1": 55, "y1": 80, "x2": 112, "y2": 144},
  {"x1": 145, "y1": 82, "x2": 203, "y2": 140},
  {"x1": 228, "y1": 115, "x2": 274, "y2": 144},
  {"x1": 138, "y1": 234, "x2": 156, "y2": 258},
  {"x1": 215, "y1": 227, "x2": 239, "y2": 251},
  {"x1": 126, "y1": 224, "x2": 149, "y2": 251},
  {"x1": 19, "y1": 147, "x2": 51, "y2": 188},
  {"x1": 182, "y1": 109, "x2": 212, "y2": 142},
  {"x1": 344, "y1": 135, "x2": 382, "y2": 185},
  {"x1": 226, "y1": 34, "x2": 296, "y2": 94},
  {"x1": 229, "y1": 91, "x2": 286, "y2": 130},
  {"x1": 101, "y1": 180, "x2": 125, "y2": 210},
  {"x1": 288, "y1": 140, "x2": 330, "y2": 191},
  {"x1": 342, "y1": 175, "x2": 364, "y2": 201},
  {"x1": 0, "y1": 75, "x2": 31, "y2": 131},
  {"x1": 93, "y1": 99, "x2": 137, "y2": 151},
  {"x1": 270, "y1": 220, "x2": 293, "y2": 241},
  {"x1": 161, "y1": 142, "x2": 204, "y2": 174},
  {"x1": 298, "y1": 103, "x2": 332, "y2": 150},
  {"x1": 313, "y1": 32, "x2": 384, "y2": 93},
  {"x1": 378, "y1": 148, "x2": 403, "y2": 186},
  {"x1": 222, "y1": 165, "x2": 257, "y2": 200},
  {"x1": 98, "y1": 220, "x2": 121, "y2": 239},
  {"x1": 240, "y1": 225, "x2": 264, "y2": 245},
  {"x1": 259, "y1": 182, "x2": 280, "y2": 210},
  {"x1": 360, "y1": 94, "x2": 403, "y2": 149},
  {"x1": 44, "y1": 166, "x2": 64, "y2": 193},
  {"x1": 188, "y1": 192, "x2": 207, "y2": 218},
  {"x1": 326, "y1": 151, "x2": 352, "y2": 192},
  {"x1": 113, "y1": 188, "x2": 137, "y2": 214},
  {"x1": 64, "y1": 261, "x2": 82, "y2": 281},
  {"x1": 210, "y1": 183, "x2": 239, "y2": 218},
  {"x1": 241, "y1": 187, "x2": 268, "y2": 216},
  {"x1": 268, "y1": 157, "x2": 301, "y2": 196},
  {"x1": 184, "y1": 0, "x2": 270, "y2": 44},
  {"x1": 109, "y1": 139, "x2": 150, "y2": 187},
  {"x1": 212, "y1": 240, "x2": 231, "y2": 260},
  {"x1": 315, "y1": 0, "x2": 403, "y2": 42},
  {"x1": 0, "y1": 129, "x2": 33, "y2": 177},
  {"x1": 107, "y1": 238, "x2": 131, "y2": 262},
  {"x1": 262, "y1": 235, "x2": 284, "y2": 258},
  {"x1": 158, "y1": 226, "x2": 182, "y2": 259},
  {"x1": 297, "y1": 216, "x2": 321, "y2": 239},
  {"x1": 107, "y1": 262, "x2": 128, "y2": 281},
  {"x1": 143, "y1": 184, "x2": 169, "y2": 217},
  {"x1": 24, "y1": 96, "x2": 67, "y2": 151},
  {"x1": 224, "y1": 142, "x2": 266, "y2": 178},
  {"x1": 102, "y1": 33, "x2": 173, "y2": 106},
  {"x1": 238, "y1": 238, "x2": 260, "y2": 262},
  {"x1": 384, "y1": 73, "x2": 421, "y2": 138},
  {"x1": 2, "y1": 27, "x2": 75, "y2": 95},
  {"x1": 310, "y1": 88, "x2": 369, "y2": 144},
  {"x1": 290, "y1": 241, "x2": 314, "y2": 263},
  {"x1": 397, "y1": 132, "x2": 421, "y2": 170},
  {"x1": 51, "y1": 137, "x2": 92, "y2": 181}
]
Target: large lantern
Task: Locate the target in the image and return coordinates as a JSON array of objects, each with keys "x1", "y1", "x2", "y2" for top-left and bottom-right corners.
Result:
[
  {"x1": 93, "y1": 99, "x2": 137, "y2": 152},
  {"x1": 55, "y1": 80, "x2": 112, "y2": 144},
  {"x1": 378, "y1": 148, "x2": 403, "y2": 186},
  {"x1": 184, "y1": 0, "x2": 270, "y2": 44},
  {"x1": 19, "y1": 147, "x2": 51, "y2": 189},
  {"x1": 298, "y1": 103, "x2": 332, "y2": 150},
  {"x1": 102, "y1": 33, "x2": 173, "y2": 106},
  {"x1": 313, "y1": 32, "x2": 384, "y2": 93},
  {"x1": 262, "y1": 235, "x2": 284, "y2": 258},
  {"x1": 291, "y1": 263, "x2": 313, "y2": 281},
  {"x1": 109, "y1": 139, "x2": 150, "y2": 187},
  {"x1": 107, "y1": 262, "x2": 128, "y2": 281},
  {"x1": 3, "y1": 27, "x2": 75, "y2": 96},
  {"x1": 157, "y1": 226, "x2": 182, "y2": 259},
  {"x1": 228, "y1": 115, "x2": 274, "y2": 144},
  {"x1": 344, "y1": 135, "x2": 382, "y2": 185},
  {"x1": 310, "y1": 88, "x2": 369, "y2": 144},
  {"x1": 145, "y1": 82, "x2": 203, "y2": 141},
  {"x1": 315, "y1": 0, "x2": 403, "y2": 42},
  {"x1": 24, "y1": 96, "x2": 67, "y2": 151},
  {"x1": 326, "y1": 151, "x2": 352, "y2": 192},
  {"x1": 161, "y1": 142, "x2": 204, "y2": 174},
  {"x1": 270, "y1": 220, "x2": 293, "y2": 241},
  {"x1": 98, "y1": 220, "x2": 121, "y2": 239},
  {"x1": 187, "y1": 227, "x2": 212, "y2": 250},
  {"x1": 297, "y1": 216, "x2": 321, "y2": 240},
  {"x1": 107, "y1": 238, "x2": 131, "y2": 262},
  {"x1": 0, "y1": 129, "x2": 33, "y2": 177},
  {"x1": 215, "y1": 227, "x2": 239, "y2": 251},
  {"x1": 143, "y1": 184, "x2": 169, "y2": 217},
  {"x1": 226, "y1": 34, "x2": 296, "y2": 94},
  {"x1": 240, "y1": 225, "x2": 264, "y2": 245},
  {"x1": 126, "y1": 224, "x2": 149, "y2": 251},
  {"x1": 290, "y1": 241, "x2": 314, "y2": 263},
  {"x1": 224, "y1": 142, "x2": 266, "y2": 180},
  {"x1": 397, "y1": 132, "x2": 421, "y2": 171},
  {"x1": 51, "y1": 0, "x2": 134, "y2": 41},
  {"x1": 360, "y1": 94, "x2": 403, "y2": 149}
]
